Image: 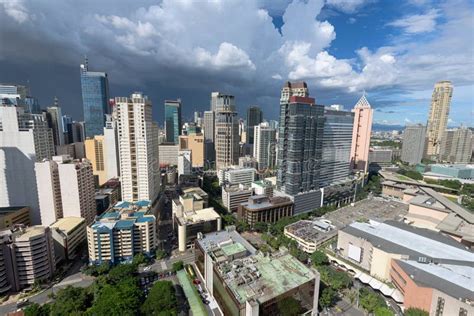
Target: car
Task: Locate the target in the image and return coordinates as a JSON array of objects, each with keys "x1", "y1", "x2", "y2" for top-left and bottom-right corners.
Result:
[
  {"x1": 193, "y1": 279, "x2": 201, "y2": 285},
  {"x1": 16, "y1": 298, "x2": 30, "y2": 308},
  {"x1": 144, "y1": 266, "x2": 151, "y2": 271}
]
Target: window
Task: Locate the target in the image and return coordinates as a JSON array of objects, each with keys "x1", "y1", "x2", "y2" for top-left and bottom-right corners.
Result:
[
  {"x1": 435, "y1": 297, "x2": 445, "y2": 316},
  {"x1": 459, "y1": 308, "x2": 467, "y2": 316}
]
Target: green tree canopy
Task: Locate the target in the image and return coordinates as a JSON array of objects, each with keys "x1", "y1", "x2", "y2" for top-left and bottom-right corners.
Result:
[
  {"x1": 375, "y1": 307, "x2": 394, "y2": 316},
  {"x1": 404, "y1": 307, "x2": 429, "y2": 316},
  {"x1": 277, "y1": 296, "x2": 301, "y2": 316},
  {"x1": 49, "y1": 286, "x2": 92, "y2": 316},
  {"x1": 172, "y1": 260, "x2": 184, "y2": 272},
  {"x1": 359, "y1": 288, "x2": 386, "y2": 313},
  {"x1": 141, "y1": 281, "x2": 178, "y2": 316},
  {"x1": 24, "y1": 303, "x2": 51, "y2": 316},
  {"x1": 311, "y1": 251, "x2": 329, "y2": 266},
  {"x1": 319, "y1": 287, "x2": 337, "y2": 308}
]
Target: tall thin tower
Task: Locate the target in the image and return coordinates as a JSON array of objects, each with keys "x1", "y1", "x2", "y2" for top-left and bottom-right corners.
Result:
[{"x1": 425, "y1": 81, "x2": 453, "y2": 159}]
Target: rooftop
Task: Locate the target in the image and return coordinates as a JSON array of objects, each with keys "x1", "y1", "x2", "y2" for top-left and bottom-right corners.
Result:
[
  {"x1": 0, "y1": 206, "x2": 28, "y2": 214},
  {"x1": 285, "y1": 219, "x2": 336, "y2": 247},
  {"x1": 218, "y1": 251, "x2": 316, "y2": 305},
  {"x1": 342, "y1": 220, "x2": 474, "y2": 263},
  {"x1": 177, "y1": 207, "x2": 221, "y2": 225},
  {"x1": 395, "y1": 259, "x2": 474, "y2": 301},
  {"x1": 196, "y1": 227, "x2": 256, "y2": 256},
  {"x1": 50, "y1": 217, "x2": 85, "y2": 233}
]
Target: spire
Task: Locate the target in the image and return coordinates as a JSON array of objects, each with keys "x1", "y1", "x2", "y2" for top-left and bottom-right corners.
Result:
[
  {"x1": 84, "y1": 55, "x2": 88, "y2": 71},
  {"x1": 354, "y1": 93, "x2": 371, "y2": 109},
  {"x1": 53, "y1": 96, "x2": 59, "y2": 107}
]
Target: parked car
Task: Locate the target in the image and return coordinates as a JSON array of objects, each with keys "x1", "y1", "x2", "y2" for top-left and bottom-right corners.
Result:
[{"x1": 17, "y1": 298, "x2": 30, "y2": 308}]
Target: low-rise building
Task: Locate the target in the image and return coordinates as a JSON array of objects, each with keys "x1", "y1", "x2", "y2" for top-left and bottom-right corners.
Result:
[
  {"x1": 428, "y1": 164, "x2": 474, "y2": 181},
  {"x1": 87, "y1": 200, "x2": 156, "y2": 265},
  {"x1": 237, "y1": 195, "x2": 293, "y2": 227},
  {"x1": 158, "y1": 143, "x2": 179, "y2": 167},
  {"x1": 0, "y1": 226, "x2": 55, "y2": 293},
  {"x1": 368, "y1": 147, "x2": 393, "y2": 172},
  {"x1": 0, "y1": 207, "x2": 30, "y2": 230},
  {"x1": 50, "y1": 217, "x2": 86, "y2": 262},
  {"x1": 336, "y1": 220, "x2": 474, "y2": 314},
  {"x1": 284, "y1": 219, "x2": 336, "y2": 253},
  {"x1": 195, "y1": 227, "x2": 320, "y2": 316},
  {"x1": 222, "y1": 185, "x2": 253, "y2": 213},
  {"x1": 238, "y1": 156, "x2": 258, "y2": 169}
]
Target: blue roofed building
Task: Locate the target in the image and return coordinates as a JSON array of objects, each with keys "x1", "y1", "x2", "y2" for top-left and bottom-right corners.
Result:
[{"x1": 86, "y1": 200, "x2": 156, "y2": 264}]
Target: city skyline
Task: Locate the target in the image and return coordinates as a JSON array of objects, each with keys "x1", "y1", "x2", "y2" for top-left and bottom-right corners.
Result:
[{"x1": 0, "y1": 0, "x2": 472, "y2": 127}]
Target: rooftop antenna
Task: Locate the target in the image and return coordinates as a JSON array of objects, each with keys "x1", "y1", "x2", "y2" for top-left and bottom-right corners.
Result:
[
  {"x1": 84, "y1": 55, "x2": 88, "y2": 71},
  {"x1": 54, "y1": 96, "x2": 59, "y2": 107}
]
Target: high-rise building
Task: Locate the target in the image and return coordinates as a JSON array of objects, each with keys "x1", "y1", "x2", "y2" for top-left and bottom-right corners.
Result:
[
  {"x1": 401, "y1": 124, "x2": 426, "y2": 165},
  {"x1": 439, "y1": 127, "x2": 473, "y2": 163},
  {"x1": 45, "y1": 98, "x2": 64, "y2": 148},
  {"x1": 0, "y1": 226, "x2": 56, "y2": 293},
  {"x1": 246, "y1": 106, "x2": 263, "y2": 145},
  {"x1": 116, "y1": 93, "x2": 159, "y2": 202},
  {"x1": 0, "y1": 106, "x2": 54, "y2": 224},
  {"x1": 36, "y1": 155, "x2": 96, "y2": 225},
  {"x1": 0, "y1": 84, "x2": 40, "y2": 114},
  {"x1": 84, "y1": 136, "x2": 107, "y2": 185},
  {"x1": 276, "y1": 82, "x2": 324, "y2": 196},
  {"x1": 214, "y1": 93, "x2": 239, "y2": 169},
  {"x1": 425, "y1": 81, "x2": 453, "y2": 159},
  {"x1": 80, "y1": 59, "x2": 110, "y2": 138},
  {"x1": 164, "y1": 99, "x2": 182, "y2": 144},
  {"x1": 177, "y1": 150, "x2": 192, "y2": 177},
  {"x1": 179, "y1": 133, "x2": 204, "y2": 168},
  {"x1": 253, "y1": 122, "x2": 276, "y2": 170},
  {"x1": 203, "y1": 111, "x2": 215, "y2": 165},
  {"x1": 66, "y1": 121, "x2": 86, "y2": 143},
  {"x1": 319, "y1": 108, "x2": 354, "y2": 187},
  {"x1": 104, "y1": 113, "x2": 120, "y2": 180},
  {"x1": 349, "y1": 94, "x2": 373, "y2": 173}
]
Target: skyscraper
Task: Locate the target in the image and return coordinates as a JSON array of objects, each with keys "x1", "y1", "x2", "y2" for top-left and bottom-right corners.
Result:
[
  {"x1": 214, "y1": 93, "x2": 239, "y2": 169},
  {"x1": 0, "y1": 105, "x2": 54, "y2": 224},
  {"x1": 246, "y1": 106, "x2": 263, "y2": 145},
  {"x1": 203, "y1": 110, "x2": 215, "y2": 164},
  {"x1": 164, "y1": 99, "x2": 182, "y2": 144},
  {"x1": 319, "y1": 108, "x2": 354, "y2": 187},
  {"x1": 80, "y1": 59, "x2": 110, "y2": 138},
  {"x1": 349, "y1": 94, "x2": 373, "y2": 173},
  {"x1": 116, "y1": 93, "x2": 159, "y2": 202},
  {"x1": 104, "y1": 113, "x2": 120, "y2": 180},
  {"x1": 425, "y1": 81, "x2": 453, "y2": 159},
  {"x1": 253, "y1": 122, "x2": 276, "y2": 170},
  {"x1": 401, "y1": 124, "x2": 426, "y2": 165},
  {"x1": 45, "y1": 98, "x2": 64, "y2": 148},
  {"x1": 84, "y1": 135, "x2": 107, "y2": 185},
  {"x1": 439, "y1": 127, "x2": 473, "y2": 163},
  {"x1": 276, "y1": 82, "x2": 325, "y2": 210}
]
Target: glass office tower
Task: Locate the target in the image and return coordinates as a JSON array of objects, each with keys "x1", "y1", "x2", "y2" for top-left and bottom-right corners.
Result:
[
  {"x1": 164, "y1": 99, "x2": 182, "y2": 144},
  {"x1": 80, "y1": 60, "x2": 110, "y2": 138}
]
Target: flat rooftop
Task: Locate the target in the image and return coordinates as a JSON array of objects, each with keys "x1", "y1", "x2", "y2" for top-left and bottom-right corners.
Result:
[
  {"x1": 50, "y1": 217, "x2": 85, "y2": 233},
  {"x1": 343, "y1": 220, "x2": 474, "y2": 262},
  {"x1": 196, "y1": 228, "x2": 256, "y2": 255},
  {"x1": 285, "y1": 219, "x2": 336, "y2": 246},
  {"x1": 218, "y1": 252, "x2": 315, "y2": 304},
  {"x1": 0, "y1": 206, "x2": 28, "y2": 214},
  {"x1": 395, "y1": 259, "x2": 474, "y2": 301},
  {"x1": 177, "y1": 207, "x2": 221, "y2": 225}
]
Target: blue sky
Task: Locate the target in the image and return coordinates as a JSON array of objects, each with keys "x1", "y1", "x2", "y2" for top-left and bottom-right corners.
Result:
[{"x1": 0, "y1": 0, "x2": 472, "y2": 127}]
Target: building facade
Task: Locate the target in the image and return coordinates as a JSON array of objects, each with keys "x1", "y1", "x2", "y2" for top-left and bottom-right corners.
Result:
[
  {"x1": 164, "y1": 99, "x2": 182, "y2": 144},
  {"x1": 349, "y1": 94, "x2": 373, "y2": 173},
  {"x1": 50, "y1": 217, "x2": 86, "y2": 261},
  {"x1": 179, "y1": 133, "x2": 204, "y2": 168},
  {"x1": 246, "y1": 106, "x2": 263, "y2": 145},
  {"x1": 218, "y1": 166, "x2": 256, "y2": 186},
  {"x1": 116, "y1": 93, "x2": 160, "y2": 202},
  {"x1": 439, "y1": 127, "x2": 472, "y2": 163},
  {"x1": 214, "y1": 93, "x2": 239, "y2": 169},
  {"x1": 238, "y1": 195, "x2": 293, "y2": 227},
  {"x1": 401, "y1": 124, "x2": 426, "y2": 165},
  {"x1": 222, "y1": 185, "x2": 254, "y2": 213},
  {"x1": 80, "y1": 60, "x2": 110, "y2": 138},
  {"x1": 319, "y1": 108, "x2": 354, "y2": 187},
  {"x1": 253, "y1": 122, "x2": 276, "y2": 170},
  {"x1": 0, "y1": 106, "x2": 54, "y2": 224},
  {"x1": 425, "y1": 81, "x2": 453, "y2": 159}
]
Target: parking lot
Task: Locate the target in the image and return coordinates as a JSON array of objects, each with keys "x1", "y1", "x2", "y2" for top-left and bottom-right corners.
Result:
[{"x1": 321, "y1": 196, "x2": 408, "y2": 230}]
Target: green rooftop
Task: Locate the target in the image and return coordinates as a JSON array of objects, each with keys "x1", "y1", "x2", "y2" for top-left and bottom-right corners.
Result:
[
  {"x1": 221, "y1": 242, "x2": 247, "y2": 257},
  {"x1": 224, "y1": 252, "x2": 315, "y2": 304}
]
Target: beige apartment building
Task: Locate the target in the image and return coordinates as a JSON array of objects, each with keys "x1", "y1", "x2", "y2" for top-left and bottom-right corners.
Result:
[
  {"x1": 84, "y1": 136, "x2": 107, "y2": 185},
  {"x1": 350, "y1": 94, "x2": 373, "y2": 173},
  {"x1": 0, "y1": 226, "x2": 56, "y2": 293},
  {"x1": 425, "y1": 81, "x2": 453, "y2": 159},
  {"x1": 179, "y1": 133, "x2": 204, "y2": 168},
  {"x1": 0, "y1": 207, "x2": 31, "y2": 230},
  {"x1": 51, "y1": 217, "x2": 86, "y2": 262}
]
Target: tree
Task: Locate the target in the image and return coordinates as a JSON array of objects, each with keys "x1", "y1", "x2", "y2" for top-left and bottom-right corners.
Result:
[
  {"x1": 404, "y1": 308, "x2": 429, "y2": 316},
  {"x1": 319, "y1": 287, "x2": 337, "y2": 308},
  {"x1": 132, "y1": 253, "x2": 147, "y2": 266},
  {"x1": 172, "y1": 260, "x2": 184, "y2": 272},
  {"x1": 141, "y1": 281, "x2": 178, "y2": 316},
  {"x1": 88, "y1": 277, "x2": 142, "y2": 316},
  {"x1": 236, "y1": 220, "x2": 250, "y2": 232},
  {"x1": 359, "y1": 288, "x2": 386, "y2": 313},
  {"x1": 107, "y1": 263, "x2": 137, "y2": 285},
  {"x1": 277, "y1": 297, "x2": 301, "y2": 316},
  {"x1": 24, "y1": 303, "x2": 51, "y2": 316},
  {"x1": 253, "y1": 222, "x2": 268, "y2": 233},
  {"x1": 96, "y1": 261, "x2": 111, "y2": 275},
  {"x1": 311, "y1": 251, "x2": 329, "y2": 266},
  {"x1": 156, "y1": 249, "x2": 166, "y2": 260},
  {"x1": 375, "y1": 307, "x2": 394, "y2": 316},
  {"x1": 49, "y1": 286, "x2": 93, "y2": 316}
]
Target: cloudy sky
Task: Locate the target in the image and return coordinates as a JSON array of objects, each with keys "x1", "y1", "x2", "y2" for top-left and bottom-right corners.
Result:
[{"x1": 0, "y1": 0, "x2": 472, "y2": 127}]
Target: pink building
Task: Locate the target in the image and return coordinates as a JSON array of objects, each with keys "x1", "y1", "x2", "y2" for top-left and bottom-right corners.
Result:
[{"x1": 350, "y1": 94, "x2": 373, "y2": 173}]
